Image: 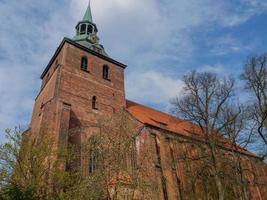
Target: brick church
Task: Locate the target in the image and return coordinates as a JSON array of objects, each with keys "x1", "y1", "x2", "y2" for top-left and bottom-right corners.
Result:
[{"x1": 29, "y1": 2, "x2": 267, "y2": 200}]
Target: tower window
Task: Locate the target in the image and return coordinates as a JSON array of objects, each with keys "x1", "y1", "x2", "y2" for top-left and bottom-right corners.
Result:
[
  {"x1": 80, "y1": 24, "x2": 86, "y2": 34},
  {"x1": 103, "y1": 65, "x2": 109, "y2": 80},
  {"x1": 87, "y1": 25, "x2": 93, "y2": 34},
  {"x1": 92, "y1": 96, "x2": 97, "y2": 110},
  {"x1": 81, "y1": 57, "x2": 88, "y2": 71}
]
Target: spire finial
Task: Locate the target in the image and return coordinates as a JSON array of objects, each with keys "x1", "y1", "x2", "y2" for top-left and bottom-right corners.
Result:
[{"x1": 83, "y1": 0, "x2": 93, "y2": 22}]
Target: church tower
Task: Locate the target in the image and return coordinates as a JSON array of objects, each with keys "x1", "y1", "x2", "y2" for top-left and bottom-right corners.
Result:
[{"x1": 30, "y1": 2, "x2": 127, "y2": 172}]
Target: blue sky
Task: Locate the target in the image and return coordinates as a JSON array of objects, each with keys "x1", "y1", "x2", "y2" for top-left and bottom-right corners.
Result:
[{"x1": 0, "y1": 0, "x2": 267, "y2": 145}]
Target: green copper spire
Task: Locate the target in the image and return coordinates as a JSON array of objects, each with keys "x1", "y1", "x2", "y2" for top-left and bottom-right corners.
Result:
[
  {"x1": 83, "y1": 0, "x2": 93, "y2": 22},
  {"x1": 72, "y1": 0, "x2": 108, "y2": 57}
]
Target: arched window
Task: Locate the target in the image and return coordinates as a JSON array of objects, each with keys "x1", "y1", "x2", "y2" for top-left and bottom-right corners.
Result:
[
  {"x1": 103, "y1": 65, "x2": 109, "y2": 80},
  {"x1": 92, "y1": 96, "x2": 97, "y2": 110},
  {"x1": 81, "y1": 57, "x2": 88, "y2": 71},
  {"x1": 80, "y1": 24, "x2": 86, "y2": 34},
  {"x1": 87, "y1": 25, "x2": 93, "y2": 34}
]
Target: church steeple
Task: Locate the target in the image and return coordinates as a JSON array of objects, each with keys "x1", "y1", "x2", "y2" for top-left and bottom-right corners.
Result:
[
  {"x1": 73, "y1": 1, "x2": 108, "y2": 56},
  {"x1": 83, "y1": 1, "x2": 93, "y2": 22}
]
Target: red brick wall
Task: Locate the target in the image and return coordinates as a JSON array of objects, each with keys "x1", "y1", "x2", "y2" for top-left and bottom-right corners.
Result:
[
  {"x1": 136, "y1": 126, "x2": 267, "y2": 200},
  {"x1": 30, "y1": 41, "x2": 126, "y2": 171}
]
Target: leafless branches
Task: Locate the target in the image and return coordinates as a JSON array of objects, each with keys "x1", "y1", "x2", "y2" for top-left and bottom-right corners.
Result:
[
  {"x1": 171, "y1": 71, "x2": 253, "y2": 200},
  {"x1": 241, "y1": 54, "x2": 267, "y2": 157}
]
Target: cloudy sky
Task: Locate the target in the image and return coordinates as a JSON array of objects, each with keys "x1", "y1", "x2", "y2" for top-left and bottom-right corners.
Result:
[{"x1": 0, "y1": 0, "x2": 267, "y2": 141}]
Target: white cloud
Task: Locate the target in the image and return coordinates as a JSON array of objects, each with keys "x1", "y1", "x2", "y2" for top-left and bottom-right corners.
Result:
[
  {"x1": 126, "y1": 71, "x2": 183, "y2": 105},
  {"x1": 71, "y1": 0, "x2": 267, "y2": 66},
  {"x1": 0, "y1": 0, "x2": 71, "y2": 138},
  {"x1": 208, "y1": 35, "x2": 254, "y2": 56}
]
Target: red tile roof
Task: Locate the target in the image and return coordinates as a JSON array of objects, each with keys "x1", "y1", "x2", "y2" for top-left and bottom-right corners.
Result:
[
  {"x1": 126, "y1": 100, "x2": 201, "y2": 138},
  {"x1": 126, "y1": 100, "x2": 257, "y2": 158}
]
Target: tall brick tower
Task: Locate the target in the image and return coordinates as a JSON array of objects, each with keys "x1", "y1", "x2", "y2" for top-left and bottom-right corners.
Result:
[{"x1": 29, "y1": 2, "x2": 127, "y2": 171}]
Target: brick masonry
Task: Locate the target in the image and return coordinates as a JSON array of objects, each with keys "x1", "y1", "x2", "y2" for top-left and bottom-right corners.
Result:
[{"x1": 29, "y1": 38, "x2": 267, "y2": 200}]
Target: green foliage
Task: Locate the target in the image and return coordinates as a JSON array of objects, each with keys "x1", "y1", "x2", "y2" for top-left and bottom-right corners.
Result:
[
  {"x1": 0, "y1": 185, "x2": 35, "y2": 200},
  {"x1": 0, "y1": 110, "x2": 154, "y2": 200},
  {"x1": 0, "y1": 128, "x2": 79, "y2": 200}
]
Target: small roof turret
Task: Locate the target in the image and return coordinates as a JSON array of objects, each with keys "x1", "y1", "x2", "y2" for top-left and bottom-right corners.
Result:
[{"x1": 72, "y1": 0, "x2": 108, "y2": 57}]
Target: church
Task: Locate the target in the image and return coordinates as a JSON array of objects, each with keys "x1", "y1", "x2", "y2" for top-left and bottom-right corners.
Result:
[{"x1": 29, "y1": 2, "x2": 267, "y2": 200}]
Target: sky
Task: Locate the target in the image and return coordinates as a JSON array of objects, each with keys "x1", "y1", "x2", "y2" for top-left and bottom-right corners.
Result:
[{"x1": 0, "y1": 0, "x2": 267, "y2": 144}]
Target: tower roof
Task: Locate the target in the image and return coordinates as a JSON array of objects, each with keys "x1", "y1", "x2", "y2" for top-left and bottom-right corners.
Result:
[
  {"x1": 83, "y1": 0, "x2": 93, "y2": 22},
  {"x1": 72, "y1": 0, "x2": 108, "y2": 56}
]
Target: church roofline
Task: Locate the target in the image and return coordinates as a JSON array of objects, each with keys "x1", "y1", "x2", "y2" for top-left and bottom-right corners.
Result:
[
  {"x1": 126, "y1": 99, "x2": 261, "y2": 160},
  {"x1": 40, "y1": 37, "x2": 127, "y2": 79}
]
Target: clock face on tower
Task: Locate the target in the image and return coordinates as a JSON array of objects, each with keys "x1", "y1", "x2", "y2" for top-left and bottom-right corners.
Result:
[{"x1": 88, "y1": 34, "x2": 97, "y2": 44}]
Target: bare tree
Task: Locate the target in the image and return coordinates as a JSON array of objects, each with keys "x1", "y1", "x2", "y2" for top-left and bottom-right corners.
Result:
[
  {"x1": 241, "y1": 54, "x2": 267, "y2": 159},
  {"x1": 171, "y1": 71, "x2": 242, "y2": 200},
  {"x1": 219, "y1": 105, "x2": 253, "y2": 200}
]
